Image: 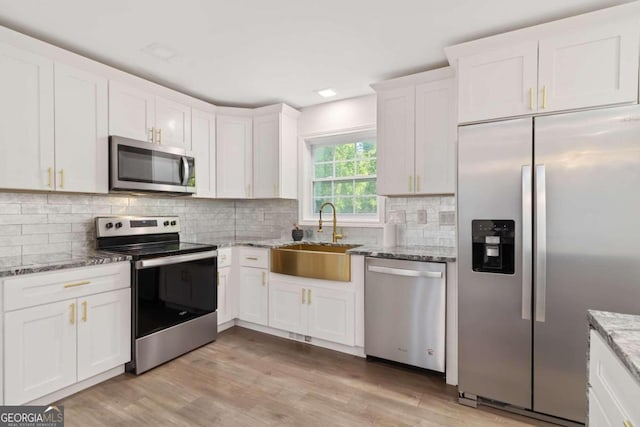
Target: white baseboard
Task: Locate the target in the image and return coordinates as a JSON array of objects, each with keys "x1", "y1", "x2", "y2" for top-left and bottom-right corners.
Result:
[
  {"x1": 235, "y1": 320, "x2": 366, "y2": 357},
  {"x1": 217, "y1": 319, "x2": 235, "y2": 332},
  {"x1": 27, "y1": 365, "x2": 125, "y2": 406}
]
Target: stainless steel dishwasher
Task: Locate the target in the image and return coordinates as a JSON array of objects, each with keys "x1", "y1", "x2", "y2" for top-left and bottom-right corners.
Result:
[{"x1": 365, "y1": 257, "x2": 446, "y2": 372}]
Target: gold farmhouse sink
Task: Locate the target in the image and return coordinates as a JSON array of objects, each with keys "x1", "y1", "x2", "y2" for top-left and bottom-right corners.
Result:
[{"x1": 270, "y1": 243, "x2": 360, "y2": 282}]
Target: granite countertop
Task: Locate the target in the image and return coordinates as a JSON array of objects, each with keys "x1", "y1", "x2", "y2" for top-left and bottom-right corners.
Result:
[
  {"x1": 347, "y1": 245, "x2": 456, "y2": 262},
  {"x1": 588, "y1": 310, "x2": 640, "y2": 383},
  {"x1": 0, "y1": 251, "x2": 132, "y2": 278}
]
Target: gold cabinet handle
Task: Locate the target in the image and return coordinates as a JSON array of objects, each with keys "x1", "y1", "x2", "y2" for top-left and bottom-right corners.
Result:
[
  {"x1": 307, "y1": 289, "x2": 311, "y2": 305},
  {"x1": 64, "y1": 280, "x2": 91, "y2": 289},
  {"x1": 416, "y1": 175, "x2": 420, "y2": 193},
  {"x1": 261, "y1": 271, "x2": 266, "y2": 286},
  {"x1": 59, "y1": 169, "x2": 65, "y2": 189},
  {"x1": 82, "y1": 301, "x2": 87, "y2": 322},
  {"x1": 157, "y1": 128, "x2": 162, "y2": 144},
  {"x1": 149, "y1": 127, "x2": 155, "y2": 142},
  {"x1": 408, "y1": 176, "x2": 413, "y2": 192},
  {"x1": 70, "y1": 303, "x2": 75, "y2": 325},
  {"x1": 624, "y1": 422, "x2": 634, "y2": 427},
  {"x1": 301, "y1": 288, "x2": 306, "y2": 304},
  {"x1": 47, "y1": 167, "x2": 53, "y2": 188},
  {"x1": 274, "y1": 184, "x2": 278, "y2": 197},
  {"x1": 245, "y1": 256, "x2": 258, "y2": 261},
  {"x1": 529, "y1": 87, "x2": 534, "y2": 110},
  {"x1": 542, "y1": 85, "x2": 547, "y2": 109}
]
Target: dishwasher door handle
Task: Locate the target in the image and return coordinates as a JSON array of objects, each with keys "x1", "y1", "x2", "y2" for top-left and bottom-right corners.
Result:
[{"x1": 367, "y1": 265, "x2": 443, "y2": 279}]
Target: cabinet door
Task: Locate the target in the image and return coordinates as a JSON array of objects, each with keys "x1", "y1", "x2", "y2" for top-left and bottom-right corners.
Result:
[
  {"x1": 77, "y1": 289, "x2": 131, "y2": 381},
  {"x1": 279, "y1": 113, "x2": 298, "y2": 199},
  {"x1": 155, "y1": 96, "x2": 191, "y2": 149},
  {"x1": 216, "y1": 114, "x2": 252, "y2": 198},
  {"x1": 0, "y1": 42, "x2": 54, "y2": 191},
  {"x1": 458, "y1": 42, "x2": 538, "y2": 122},
  {"x1": 54, "y1": 63, "x2": 108, "y2": 193},
  {"x1": 238, "y1": 267, "x2": 268, "y2": 325},
  {"x1": 538, "y1": 22, "x2": 639, "y2": 113},
  {"x1": 108, "y1": 81, "x2": 155, "y2": 142},
  {"x1": 4, "y1": 299, "x2": 77, "y2": 404},
  {"x1": 268, "y1": 280, "x2": 307, "y2": 334},
  {"x1": 415, "y1": 78, "x2": 456, "y2": 194},
  {"x1": 217, "y1": 267, "x2": 231, "y2": 324},
  {"x1": 191, "y1": 108, "x2": 216, "y2": 198},
  {"x1": 306, "y1": 286, "x2": 355, "y2": 346},
  {"x1": 253, "y1": 113, "x2": 280, "y2": 198},
  {"x1": 376, "y1": 86, "x2": 415, "y2": 195}
]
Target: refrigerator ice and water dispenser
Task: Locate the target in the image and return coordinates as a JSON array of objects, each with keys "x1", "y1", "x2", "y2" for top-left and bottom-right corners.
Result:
[{"x1": 472, "y1": 220, "x2": 515, "y2": 274}]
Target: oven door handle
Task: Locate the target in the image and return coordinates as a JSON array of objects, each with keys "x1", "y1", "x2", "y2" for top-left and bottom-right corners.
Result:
[{"x1": 135, "y1": 250, "x2": 218, "y2": 270}]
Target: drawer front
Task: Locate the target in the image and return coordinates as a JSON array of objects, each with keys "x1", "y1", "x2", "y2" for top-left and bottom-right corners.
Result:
[
  {"x1": 238, "y1": 247, "x2": 269, "y2": 269},
  {"x1": 218, "y1": 248, "x2": 232, "y2": 268},
  {"x1": 4, "y1": 262, "x2": 131, "y2": 311},
  {"x1": 589, "y1": 330, "x2": 640, "y2": 426}
]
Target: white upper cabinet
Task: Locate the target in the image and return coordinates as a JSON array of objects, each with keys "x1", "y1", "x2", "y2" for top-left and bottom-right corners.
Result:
[
  {"x1": 108, "y1": 81, "x2": 191, "y2": 148},
  {"x1": 458, "y1": 42, "x2": 538, "y2": 123},
  {"x1": 253, "y1": 113, "x2": 280, "y2": 198},
  {"x1": 0, "y1": 42, "x2": 54, "y2": 191},
  {"x1": 373, "y1": 68, "x2": 456, "y2": 196},
  {"x1": 155, "y1": 95, "x2": 191, "y2": 150},
  {"x1": 191, "y1": 107, "x2": 216, "y2": 198},
  {"x1": 376, "y1": 86, "x2": 415, "y2": 195},
  {"x1": 108, "y1": 81, "x2": 155, "y2": 142},
  {"x1": 415, "y1": 78, "x2": 456, "y2": 194},
  {"x1": 538, "y1": 22, "x2": 640, "y2": 113},
  {"x1": 216, "y1": 113, "x2": 253, "y2": 198},
  {"x1": 54, "y1": 63, "x2": 108, "y2": 193},
  {"x1": 449, "y1": 6, "x2": 640, "y2": 123}
]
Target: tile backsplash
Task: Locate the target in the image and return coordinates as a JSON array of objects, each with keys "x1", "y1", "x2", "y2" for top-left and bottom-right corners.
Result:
[
  {"x1": 301, "y1": 195, "x2": 457, "y2": 248},
  {"x1": 0, "y1": 191, "x2": 297, "y2": 268}
]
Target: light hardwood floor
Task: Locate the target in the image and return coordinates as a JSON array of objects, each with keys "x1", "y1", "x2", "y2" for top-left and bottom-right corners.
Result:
[{"x1": 59, "y1": 327, "x2": 554, "y2": 426}]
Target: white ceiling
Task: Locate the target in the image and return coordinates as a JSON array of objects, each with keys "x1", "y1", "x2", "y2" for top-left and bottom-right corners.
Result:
[{"x1": 0, "y1": 0, "x2": 634, "y2": 108}]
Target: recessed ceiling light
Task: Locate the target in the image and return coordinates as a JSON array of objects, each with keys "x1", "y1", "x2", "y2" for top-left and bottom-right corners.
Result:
[
  {"x1": 316, "y1": 88, "x2": 337, "y2": 98},
  {"x1": 142, "y1": 43, "x2": 178, "y2": 61}
]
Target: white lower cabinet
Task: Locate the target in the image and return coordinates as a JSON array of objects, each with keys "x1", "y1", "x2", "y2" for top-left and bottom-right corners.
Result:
[
  {"x1": 268, "y1": 277, "x2": 355, "y2": 346},
  {"x1": 238, "y1": 266, "x2": 268, "y2": 326},
  {"x1": 217, "y1": 267, "x2": 231, "y2": 325},
  {"x1": 588, "y1": 329, "x2": 640, "y2": 426},
  {"x1": 2, "y1": 262, "x2": 131, "y2": 405}
]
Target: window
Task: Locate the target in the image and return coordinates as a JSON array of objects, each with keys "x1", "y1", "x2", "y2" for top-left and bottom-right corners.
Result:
[{"x1": 301, "y1": 129, "x2": 382, "y2": 225}]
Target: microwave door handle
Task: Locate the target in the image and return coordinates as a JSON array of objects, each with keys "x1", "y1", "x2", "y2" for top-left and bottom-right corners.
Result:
[{"x1": 181, "y1": 157, "x2": 189, "y2": 186}]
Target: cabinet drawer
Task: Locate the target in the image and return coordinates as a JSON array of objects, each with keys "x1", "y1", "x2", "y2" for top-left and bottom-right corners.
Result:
[
  {"x1": 3, "y1": 262, "x2": 131, "y2": 311},
  {"x1": 238, "y1": 247, "x2": 269, "y2": 269},
  {"x1": 589, "y1": 330, "x2": 640, "y2": 426},
  {"x1": 218, "y1": 248, "x2": 232, "y2": 268}
]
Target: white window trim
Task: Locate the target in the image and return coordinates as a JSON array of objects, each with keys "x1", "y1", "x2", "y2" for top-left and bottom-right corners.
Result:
[{"x1": 298, "y1": 127, "x2": 385, "y2": 228}]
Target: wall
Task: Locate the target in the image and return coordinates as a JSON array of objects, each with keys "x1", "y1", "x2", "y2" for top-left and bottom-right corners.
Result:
[
  {"x1": 0, "y1": 190, "x2": 297, "y2": 268},
  {"x1": 298, "y1": 95, "x2": 456, "y2": 249}
]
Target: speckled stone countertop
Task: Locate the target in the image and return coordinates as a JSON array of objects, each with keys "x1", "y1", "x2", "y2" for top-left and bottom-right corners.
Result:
[
  {"x1": 0, "y1": 251, "x2": 132, "y2": 278},
  {"x1": 347, "y1": 245, "x2": 456, "y2": 263},
  {"x1": 589, "y1": 310, "x2": 640, "y2": 383}
]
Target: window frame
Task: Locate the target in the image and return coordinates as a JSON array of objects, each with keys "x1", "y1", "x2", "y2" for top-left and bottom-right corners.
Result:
[{"x1": 299, "y1": 128, "x2": 384, "y2": 227}]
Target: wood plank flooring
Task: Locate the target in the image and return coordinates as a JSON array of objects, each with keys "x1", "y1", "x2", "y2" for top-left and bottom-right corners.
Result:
[{"x1": 58, "y1": 327, "x2": 554, "y2": 426}]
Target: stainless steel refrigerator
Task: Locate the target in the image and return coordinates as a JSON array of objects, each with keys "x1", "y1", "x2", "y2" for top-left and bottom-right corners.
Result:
[{"x1": 457, "y1": 105, "x2": 640, "y2": 424}]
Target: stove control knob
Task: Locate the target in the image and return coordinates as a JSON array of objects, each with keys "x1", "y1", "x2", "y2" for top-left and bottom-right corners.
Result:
[
  {"x1": 170, "y1": 220, "x2": 177, "y2": 226},
  {"x1": 105, "y1": 222, "x2": 113, "y2": 230},
  {"x1": 115, "y1": 222, "x2": 123, "y2": 229},
  {"x1": 163, "y1": 221, "x2": 170, "y2": 227}
]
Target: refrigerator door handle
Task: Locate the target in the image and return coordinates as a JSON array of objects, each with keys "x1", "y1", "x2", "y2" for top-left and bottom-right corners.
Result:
[
  {"x1": 522, "y1": 165, "x2": 533, "y2": 320},
  {"x1": 535, "y1": 164, "x2": 547, "y2": 323}
]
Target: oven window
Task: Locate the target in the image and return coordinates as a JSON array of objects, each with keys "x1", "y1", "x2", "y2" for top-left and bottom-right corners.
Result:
[
  {"x1": 118, "y1": 145, "x2": 182, "y2": 186},
  {"x1": 136, "y1": 257, "x2": 216, "y2": 337}
]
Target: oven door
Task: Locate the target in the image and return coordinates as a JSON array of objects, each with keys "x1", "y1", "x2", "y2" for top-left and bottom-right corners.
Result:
[
  {"x1": 110, "y1": 135, "x2": 196, "y2": 193},
  {"x1": 134, "y1": 250, "x2": 217, "y2": 338}
]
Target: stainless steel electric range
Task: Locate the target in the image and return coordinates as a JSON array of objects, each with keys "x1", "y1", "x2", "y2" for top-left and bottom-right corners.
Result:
[{"x1": 96, "y1": 216, "x2": 218, "y2": 374}]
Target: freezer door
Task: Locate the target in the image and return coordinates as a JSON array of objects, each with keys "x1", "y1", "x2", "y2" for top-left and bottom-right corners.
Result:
[
  {"x1": 533, "y1": 105, "x2": 640, "y2": 423},
  {"x1": 458, "y1": 118, "x2": 533, "y2": 409}
]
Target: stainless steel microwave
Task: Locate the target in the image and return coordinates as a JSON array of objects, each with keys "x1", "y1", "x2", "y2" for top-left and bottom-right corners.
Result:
[{"x1": 109, "y1": 136, "x2": 196, "y2": 194}]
